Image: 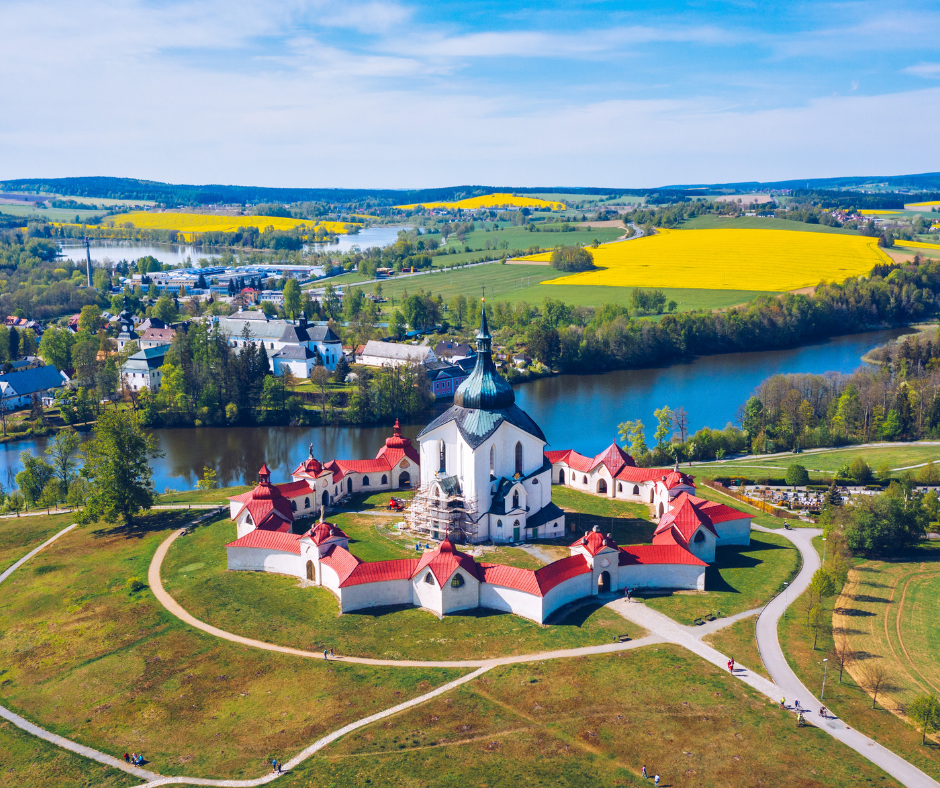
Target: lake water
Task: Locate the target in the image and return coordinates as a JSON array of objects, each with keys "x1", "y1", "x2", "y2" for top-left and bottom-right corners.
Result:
[
  {"x1": 0, "y1": 327, "x2": 906, "y2": 493},
  {"x1": 56, "y1": 226, "x2": 407, "y2": 268}
]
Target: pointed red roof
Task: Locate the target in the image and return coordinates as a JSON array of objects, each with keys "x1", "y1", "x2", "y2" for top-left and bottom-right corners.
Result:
[
  {"x1": 570, "y1": 526, "x2": 619, "y2": 556},
  {"x1": 592, "y1": 442, "x2": 635, "y2": 474},
  {"x1": 413, "y1": 539, "x2": 480, "y2": 585},
  {"x1": 375, "y1": 419, "x2": 420, "y2": 467},
  {"x1": 229, "y1": 470, "x2": 293, "y2": 530},
  {"x1": 319, "y1": 544, "x2": 363, "y2": 585},
  {"x1": 308, "y1": 520, "x2": 348, "y2": 546}
]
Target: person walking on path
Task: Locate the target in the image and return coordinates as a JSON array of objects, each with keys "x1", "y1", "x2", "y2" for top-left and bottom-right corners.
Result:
[
  {"x1": 123, "y1": 753, "x2": 129, "y2": 763},
  {"x1": 730, "y1": 657, "x2": 735, "y2": 672},
  {"x1": 642, "y1": 765, "x2": 647, "y2": 778},
  {"x1": 330, "y1": 647, "x2": 335, "y2": 658},
  {"x1": 654, "y1": 775, "x2": 660, "y2": 786},
  {"x1": 272, "y1": 758, "x2": 279, "y2": 773},
  {"x1": 779, "y1": 697, "x2": 786, "y2": 709},
  {"x1": 323, "y1": 649, "x2": 328, "y2": 660}
]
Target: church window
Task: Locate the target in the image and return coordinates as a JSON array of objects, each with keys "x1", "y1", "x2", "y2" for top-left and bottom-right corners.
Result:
[
  {"x1": 424, "y1": 572, "x2": 435, "y2": 585},
  {"x1": 582, "y1": 475, "x2": 588, "y2": 484},
  {"x1": 291, "y1": 500, "x2": 297, "y2": 511},
  {"x1": 381, "y1": 474, "x2": 388, "y2": 485},
  {"x1": 245, "y1": 514, "x2": 253, "y2": 526},
  {"x1": 489, "y1": 445, "x2": 496, "y2": 478},
  {"x1": 617, "y1": 483, "x2": 622, "y2": 493},
  {"x1": 497, "y1": 519, "x2": 503, "y2": 528},
  {"x1": 532, "y1": 478, "x2": 538, "y2": 484},
  {"x1": 512, "y1": 490, "x2": 519, "y2": 509},
  {"x1": 451, "y1": 573, "x2": 465, "y2": 588},
  {"x1": 439, "y1": 441, "x2": 446, "y2": 473},
  {"x1": 304, "y1": 497, "x2": 310, "y2": 509},
  {"x1": 363, "y1": 476, "x2": 370, "y2": 486},
  {"x1": 694, "y1": 530, "x2": 705, "y2": 543},
  {"x1": 515, "y1": 442, "x2": 523, "y2": 475}
]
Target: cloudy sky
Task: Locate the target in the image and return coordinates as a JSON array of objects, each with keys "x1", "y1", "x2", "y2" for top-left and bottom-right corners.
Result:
[{"x1": 2, "y1": 0, "x2": 940, "y2": 188}]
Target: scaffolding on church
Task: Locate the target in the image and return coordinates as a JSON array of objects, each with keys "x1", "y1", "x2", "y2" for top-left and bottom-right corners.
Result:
[{"x1": 405, "y1": 483, "x2": 479, "y2": 544}]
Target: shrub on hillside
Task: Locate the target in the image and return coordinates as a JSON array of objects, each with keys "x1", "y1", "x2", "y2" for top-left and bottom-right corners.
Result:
[{"x1": 550, "y1": 246, "x2": 595, "y2": 272}]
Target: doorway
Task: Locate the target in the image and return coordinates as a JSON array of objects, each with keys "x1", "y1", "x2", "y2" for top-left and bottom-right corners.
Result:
[{"x1": 598, "y1": 571, "x2": 611, "y2": 593}]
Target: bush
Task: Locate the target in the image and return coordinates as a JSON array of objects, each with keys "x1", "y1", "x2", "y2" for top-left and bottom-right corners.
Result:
[
  {"x1": 848, "y1": 457, "x2": 873, "y2": 484},
  {"x1": 785, "y1": 464, "x2": 810, "y2": 486},
  {"x1": 125, "y1": 577, "x2": 146, "y2": 593},
  {"x1": 549, "y1": 246, "x2": 595, "y2": 272}
]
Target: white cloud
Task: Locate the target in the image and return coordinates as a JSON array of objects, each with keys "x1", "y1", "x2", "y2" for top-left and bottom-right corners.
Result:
[{"x1": 903, "y1": 62, "x2": 940, "y2": 78}]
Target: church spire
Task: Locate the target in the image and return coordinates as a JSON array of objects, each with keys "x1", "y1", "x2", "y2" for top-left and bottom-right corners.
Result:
[{"x1": 454, "y1": 295, "x2": 515, "y2": 411}]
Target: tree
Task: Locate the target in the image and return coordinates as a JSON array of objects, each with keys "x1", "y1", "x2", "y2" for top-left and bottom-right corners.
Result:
[
  {"x1": 823, "y1": 479, "x2": 842, "y2": 508},
  {"x1": 842, "y1": 493, "x2": 926, "y2": 556},
  {"x1": 283, "y1": 278, "x2": 302, "y2": 319},
  {"x1": 66, "y1": 477, "x2": 89, "y2": 509},
  {"x1": 908, "y1": 694, "x2": 940, "y2": 745},
  {"x1": 78, "y1": 304, "x2": 105, "y2": 334},
  {"x1": 75, "y1": 387, "x2": 95, "y2": 425},
  {"x1": 38, "y1": 480, "x2": 62, "y2": 513},
  {"x1": 617, "y1": 419, "x2": 647, "y2": 457},
  {"x1": 672, "y1": 406, "x2": 689, "y2": 443},
  {"x1": 197, "y1": 466, "x2": 218, "y2": 491},
  {"x1": 831, "y1": 636, "x2": 855, "y2": 683},
  {"x1": 741, "y1": 396, "x2": 764, "y2": 447},
  {"x1": 80, "y1": 409, "x2": 163, "y2": 526},
  {"x1": 848, "y1": 457, "x2": 872, "y2": 484},
  {"x1": 653, "y1": 406, "x2": 673, "y2": 449},
  {"x1": 389, "y1": 310, "x2": 406, "y2": 339},
  {"x1": 785, "y1": 463, "x2": 810, "y2": 486},
  {"x1": 807, "y1": 603, "x2": 829, "y2": 650},
  {"x1": 15, "y1": 451, "x2": 55, "y2": 506},
  {"x1": 45, "y1": 428, "x2": 81, "y2": 487},
  {"x1": 916, "y1": 461, "x2": 940, "y2": 485},
  {"x1": 549, "y1": 246, "x2": 594, "y2": 272},
  {"x1": 859, "y1": 661, "x2": 892, "y2": 709},
  {"x1": 38, "y1": 327, "x2": 74, "y2": 370},
  {"x1": 311, "y1": 366, "x2": 330, "y2": 415},
  {"x1": 333, "y1": 354, "x2": 350, "y2": 384},
  {"x1": 154, "y1": 294, "x2": 177, "y2": 324}
]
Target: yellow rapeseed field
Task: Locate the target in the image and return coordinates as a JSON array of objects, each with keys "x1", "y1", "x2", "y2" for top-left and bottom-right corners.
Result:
[
  {"x1": 858, "y1": 209, "x2": 900, "y2": 215},
  {"x1": 521, "y1": 228, "x2": 891, "y2": 292},
  {"x1": 395, "y1": 193, "x2": 566, "y2": 211},
  {"x1": 108, "y1": 211, "x2": 356, "y2": 235},
  {"x1": 905, "y1": 201, "x2": 940, "y2": 209},
  {"x1": 896, "y1": 240, "x2": 940, "y2": 251}
]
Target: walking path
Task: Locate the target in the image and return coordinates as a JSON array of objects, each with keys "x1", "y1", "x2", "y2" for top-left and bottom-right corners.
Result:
[{"x1": 2, "y1": 515, "x2": 938, "y2": 786}]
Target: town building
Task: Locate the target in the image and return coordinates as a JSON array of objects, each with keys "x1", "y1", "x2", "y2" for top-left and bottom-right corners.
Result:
[
  {"x1": 0, "y1": 366, "x2": 67, "y2": 410},
  {"x1": 224, "y1": 302, "x2": 752, "y2": 626},
  {"x1": 425, "y1": 357, "x2": 474, "y2": 399},
  {"x1": 358, "y1": 340, "x2": 437, "y2": 368},
  {"x1": 120, "y1": 346, "x2": 169, "y2": 392},
  {"x1": 213, "y1": 311, "x2": 342, "y2": 372}
]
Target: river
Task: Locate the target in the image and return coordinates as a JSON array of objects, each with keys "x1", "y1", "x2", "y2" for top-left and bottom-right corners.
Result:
[
  {"x1": 0, "y1": 327, "x2": 906, "y2": 493},
  {"x1": 55, "y1": 226, "x2": 407, "y2": 268}
]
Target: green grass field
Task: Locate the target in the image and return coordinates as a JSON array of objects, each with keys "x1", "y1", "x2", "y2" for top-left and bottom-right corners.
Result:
[
  {"x1": 679, "y1": 215, "x2": 861, "y2": 235},
  {"x1": 781, "y1": 540, "x2": 940, "y2": 779},
  {"x1": 703, "y1": 616, "x2": 769, "y2": 680},
  {"x1": 694, "y1": 444, "x2": 940, "y2": 480},
  {"x1": 440, "y1": 224, "x2": 625, "y2": 255},
  {"x1": 361, "y1": 261, "x2": 766, "y2": 312},
  {"x1": 0, "y1": 513, "x2": 76, "y2": 574},
  {"x1": 279, "y1": 646, "x2": 901, "y2": 788},
  {"x1": 641, "y1": 531, "x2": 800, "y2": 624},
  {"x1": 156, "y1": 486, "x2": 251, "y2": 505},
  {"x1": 0, "y1": 510, "x2": 464, "y2": 781},
  {"x1": 0, "y1": 205, "x2": 109, "y2": 222},
  {"x1": 163, "y1": 513, "x2": 642, "y2": 660}
]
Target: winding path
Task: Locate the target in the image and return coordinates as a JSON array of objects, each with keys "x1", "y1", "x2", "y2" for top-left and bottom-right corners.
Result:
[{"x1": 2, "y1": 516, "x2": 939, "y2": 786}]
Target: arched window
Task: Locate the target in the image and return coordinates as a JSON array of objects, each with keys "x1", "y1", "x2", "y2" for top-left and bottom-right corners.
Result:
[
  {"x1": 559, "y1": 469, "x2": 565, "y2": 484},
  {"x1": 489, "y1": 445, "x2": 496, "y2": 478},
  {"x1": 381, "y1": 474, "x2": 388, "y2": 485},
  {"x1": 424, "y1": 572, "x2": 435, "y2": 585},
  {"x1": 514, "y1": 442, "x2": 523, "y2": 475},
  {"x1": 291, "y1": 500, "x2": 297, "y2": 511},
  {"x1": 497, "y1": 519, "x2": 503, "y2": 528},
  {"x1": 362, "y1": 476, "x2": 370, "y2": 486},
  {"x1": 304, "y1": 497, "x2": 310, "y2": 509},
  {"x1": 439, "y1": 441, "x2": 446, "y2": 473},
  {"x1": 617, "y1": 483, "x2": 622, "y2": 493},
  {"x1": 694, "y1": 530, "x2": 705, "y2": 543},
  {"x1": 633, "y1": 485, "x2": 640, "y2": 496},
  {"x1": 583, "y1": 475, "x2": 588, "y2": 484},
  {"x1": 512, "y1": 490, "x2": 519, "y2": 509},
  {"x1": 451, "y1": 573, "x2": 465, "y2": 588}
]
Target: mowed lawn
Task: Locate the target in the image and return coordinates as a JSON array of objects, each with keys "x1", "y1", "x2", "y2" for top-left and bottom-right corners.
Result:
[
  {"x1": 703, "y1": 616, "x2": 770, "y2": 680},
  {"x1": 0, "y1": 512, "x2": 77, "y2": 574},
  {"x1": 0, "y1": 510, "x2": 464, "y2": 781},
  {"x1": 782, "y1": 541, "x2": 940, "y2": 779},
  {"x1": 163, "y1": 513, "x2": 642, "y2": 660},
  {"x1": 279, "y1": 646, "x2": 901, "y2": 788},
  {"x1": 363, "y1": 260, "x2": 767, "y2": 312}
]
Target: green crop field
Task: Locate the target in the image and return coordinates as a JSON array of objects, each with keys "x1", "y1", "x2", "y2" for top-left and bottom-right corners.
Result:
[
  {"x1": 679, "y1": 215, "x2": 861, "y2": 235},
  {"x1": 358, "y1": 261, "x2": 767, "y2": 312},
  {"x1": 279, "y1": 646, "x2": 902, "y2": 788},
  {"x1": 0, "y1": 204, "x2": 109, "y2": 222}
]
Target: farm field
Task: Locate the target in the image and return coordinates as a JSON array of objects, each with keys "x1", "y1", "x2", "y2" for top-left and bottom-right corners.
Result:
[
  {"x1": 679, "y1": 214, "x2": 860, "y2": 234},
  {"x1": 162, "y1": 511, "x2": 642, "y2": 660},
  {"x1": 357, "y1": 261, "x2": 768, "y2": 312},
  {"x1": 279, "y1": 646, "x2": 901, "y2": 788},
  {"x1": 694, "y1": 443, "x2": 940, "y2": 478},
  {"x1": 834, "y1": 545, "x2": 940, "y2": 715},
  {"x1": 0, "y1": 509, "x2": 465, "y2": 781},
  {"x1": 782, "y1": 539, "x2": 940, "y2": 778},
  {"x1": 896, "y1": 239, "x2": 940, "y2": 251},
  {"x1": 395, "y1": 193, "x2": 566, "y2": 211},
  {"x1": 522, "y1": 228, "x2": 890, "y2": 292},
  {"x1": 87, "y1": 211, "x2": 357, "y2": 235},
  {"x1": 0, "y1": 204, "x2": 109, "y2": 222},
  {"x1": 440, "y1": 223, "x2": 624, "y2": 255}
]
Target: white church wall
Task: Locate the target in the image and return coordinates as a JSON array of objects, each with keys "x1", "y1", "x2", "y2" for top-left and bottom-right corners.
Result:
[
  {"x1": 619, "y1": 563, "x2": 705, "y2": 591},
  {"x1": 479, "y1": 583, "x2": 544, "y2": 623},
  {"x1": 412, "y1": 571, "x2": 443, "y2": 616},
  {"x1": 440, "y1": 570, "x2": 481, "y2": 614},
  {"x1": 320, "y1": 562, "x2": 342, "y2": 594},
  {"x1": 226, "y1": 547, "x2": 301, "y2": 577},
  {"x1": 715, "y1": 518, "x2": 751, "y2": 545},
  {"x1": 340, "y1": 579, "x2": 412, "y2": 612},
  {"x1": 688, "y1": 529, "x2": 717, "y2": 563},
  {"x1": 541, "y1": 573, "x2": 594, "y2": 622}
]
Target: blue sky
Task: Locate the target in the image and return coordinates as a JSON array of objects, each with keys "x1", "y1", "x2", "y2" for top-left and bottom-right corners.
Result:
[{"x1": 2, "y1": 0, "x2": 940, "y2": 188}]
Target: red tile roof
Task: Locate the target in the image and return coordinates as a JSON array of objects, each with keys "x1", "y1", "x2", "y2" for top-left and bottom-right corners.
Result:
[
  {"x1": 225, "y1": 530, "x2": 303, "y2": 554},
  {"x1": 685, "y1": 494, "x2": 749, "y2": 524},
  {"x1": 619, "y1": 544, "x2": 707, "y2": 566},
  {"x1": 547, "y1": 443, "x2": 636, "y2": 476},
  {"x1": 413, "y1": 539, "x2": 480, "y2": 585},
  {"x1": 615, "y1": 466, "x2": 674, "y2": 483},
  {"x1": 479, "y1": 563, "x2": 540, "y2": 595},
  {"x1": 545, "y1": 449, "x2": 573, "y2": 464},
  {"x1": 570, "y1": 528, "x2": 619, "y2": 556},
  {"x1": 332, "y1": 458, "x2": 393, "y2": 474},
  {"x1": 277, "y1": 480, "x2": 315, "y2": 497},
  {"x1": 375, "y1": 419, "x2": 421, "y2": 468},
  {"x1": 230, "y1": 479, "x2": 294, "y2": 531},
  {"x1": 592, "y1": 442, "x2": 635, "y2": 474},
  {"x1": 307, "y1": 521, "x2": 348, "y2": 545},
  {"x1": 341, "y1": 558, "x2": 420, "y2": 587},
  {"x1": 319, "y1": 545, "x2": 362, "y2": 585},
  {"x1": 533, "y1": 554, "x2": 592, "y2": 594},
  {"x1": 655, "y1": 495, "x2": 719, "y2": 541}
]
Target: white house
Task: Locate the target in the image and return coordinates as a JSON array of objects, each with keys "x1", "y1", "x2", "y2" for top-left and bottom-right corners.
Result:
[
  {"x1": 358, "y1": 340, "x2": 437, "y2": 368},
  {"x1": 215, "y1": 311, "x2": 342, "y2": 372},
  {"x1": 120, "y1": 346, "x2": 169, "y2": 392},
  {"x1": 0, "y1": 366, "x2": 67, "y2": 410}
]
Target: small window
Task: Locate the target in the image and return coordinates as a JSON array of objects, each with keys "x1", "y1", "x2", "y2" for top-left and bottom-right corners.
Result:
[
  {"x1": 512, "y1": 490, "x2": 519, "y2": 509},
  {"x1": 424, "y1": 572, "x2": 435, "y2": 585},
  {"x1": 304, "y1": 497, "x2": 310, "y2": 509},
  {"x1": 451, "y1": 574, "x2": 465, "y2": 588},
  {"x1": 532, "y1": 478, "x2": 539, "y2": 485},
  {"x1": 439, "y1": 441, "x2": 446, "y2": 473},
  {"x1": 514, "y1": 442, "x2": 523, "y2": 475},
  {"x1": 381, "y1": 474, "x2": 388, "y2": 485},
  {"x1": 363, "y1": 476, "x2": 370, "y2": 486},
  {"x1": 291, "y1": 500, "x2": 297, "y2": 511},
  {"x1": 497, "y1": 519, "x2": 503, "y2": 528},
  {"x1": 583, "y1": 475, "x2": 588, "y2": 484},
  {"x1": 694, "y1": 530, "x2": 705, "y2": 543}
]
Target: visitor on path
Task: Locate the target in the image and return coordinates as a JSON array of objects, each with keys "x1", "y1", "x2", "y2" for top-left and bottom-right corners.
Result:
[
  {"x1": 797, "y1": 712, "x2": 805, "y2": 727},
  {"x1": 642, "y1": 765, "x2": 647, "y2": 778},
  {"x1": 730, "y1": 657, "x2": 735, "y2": 672},
  {"x1": 330, "y1": 647, "x2": 335, "y2": 658},
  {"x1": 819, "y1": 706, "x2": 827, "y2": 718},
  {"x1": 780, "y1": 697, "x2": 786, "y2": 709},
  {"x1": 272, "y1": 758, "x2": 278, "y2": 773},
  {"x1": 625, "y1": 588, "x2": 632, "y2": 602},
  {"x1": 324, "y1": 649, "x2": 328, "y2": 660},
  {"x1": 794, "y1": 699, "x2": 801, "y2": 711},
  {"x1": 123, "y1": 753, "x2": 129, "y2": 763},
  {"x1": 654, "y1": 775, "x2": 660, "y2": 786}
]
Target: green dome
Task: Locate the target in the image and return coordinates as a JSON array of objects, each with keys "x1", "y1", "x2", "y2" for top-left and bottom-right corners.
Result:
[{"x1": 453, "y1": 302, "x2": 515, "y2": 411}]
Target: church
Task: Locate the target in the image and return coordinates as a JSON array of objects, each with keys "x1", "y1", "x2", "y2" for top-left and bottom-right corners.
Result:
[{"x1": 224, "y1": 301, "x2": 752, "y2": 625}]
